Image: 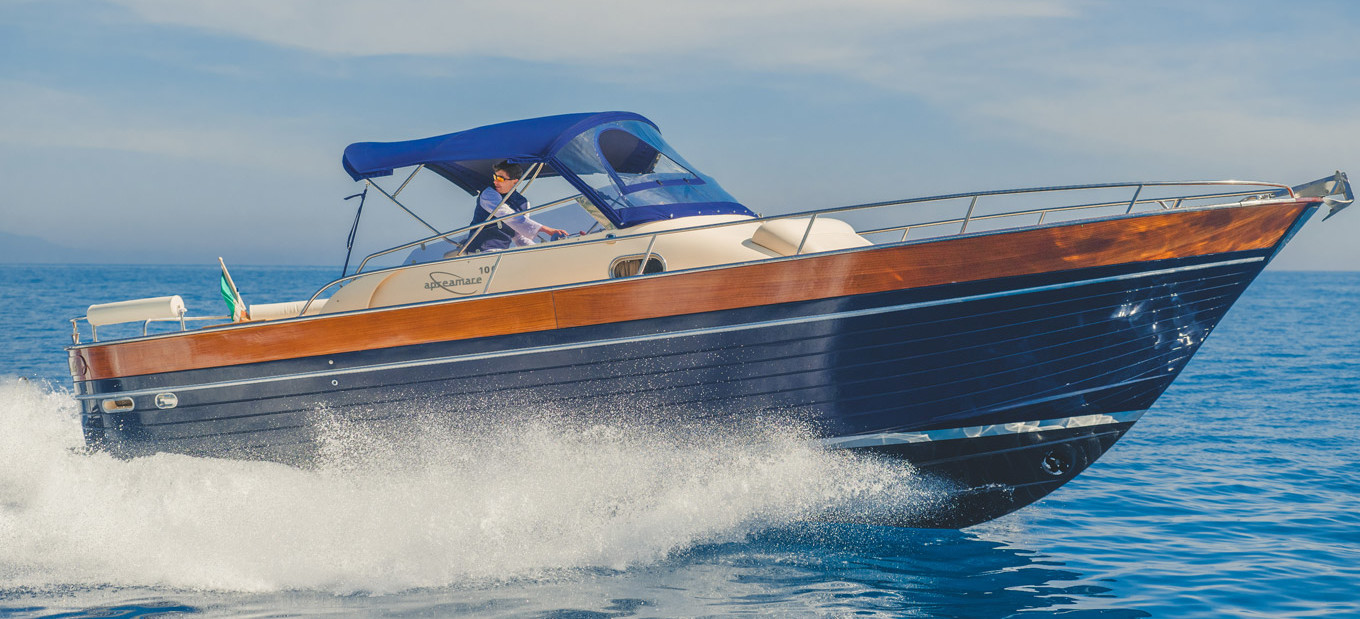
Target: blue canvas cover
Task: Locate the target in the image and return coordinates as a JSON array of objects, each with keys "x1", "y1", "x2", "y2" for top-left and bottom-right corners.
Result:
[{"x1": 341, "y1": 111, "x2": 752, "y2": 228}]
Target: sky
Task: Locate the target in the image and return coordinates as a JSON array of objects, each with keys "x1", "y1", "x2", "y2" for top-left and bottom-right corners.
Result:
[{"x1": 1, "y1": 0, "x2": 1357, "y2": 269}]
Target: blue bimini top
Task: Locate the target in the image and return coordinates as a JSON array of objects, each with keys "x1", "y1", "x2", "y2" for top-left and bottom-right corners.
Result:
[{"x1": 341, "y1": 111, "x2": 752, "y2": 228}]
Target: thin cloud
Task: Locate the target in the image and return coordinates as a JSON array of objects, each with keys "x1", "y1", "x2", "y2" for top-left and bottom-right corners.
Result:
[
  {"x1": 109, "y1": 0, "x2": 1079, "y2": 61},
  {"x1": 0, "y1": 80, "x2": 332, "y2": 174},
  {"x1": 103, "y1": 0, "x2": 1360, "y2": 173}
]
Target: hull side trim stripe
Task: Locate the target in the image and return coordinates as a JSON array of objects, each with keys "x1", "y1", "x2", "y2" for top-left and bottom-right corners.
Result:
[{"x1": 78, "y1": 257, "x2": 1261, "y2": 401}]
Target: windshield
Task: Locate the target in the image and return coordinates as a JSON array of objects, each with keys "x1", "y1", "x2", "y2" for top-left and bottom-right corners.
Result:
[
  {"x1": 597, "y1": 128, "x2": 698, "y2": 190},
  {"x1": 553, "y1": 120, "x2": 747, "y2": 225}
]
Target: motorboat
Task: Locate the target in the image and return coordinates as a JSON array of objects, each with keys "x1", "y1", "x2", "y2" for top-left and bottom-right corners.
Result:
[{"x1": 66, "y1": 112, "x2": 1354, "y2": 527}]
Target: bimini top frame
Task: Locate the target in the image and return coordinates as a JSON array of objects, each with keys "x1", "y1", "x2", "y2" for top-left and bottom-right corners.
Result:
[{"x1": 342, "y1": 111, "x2": 754, "y2": 230}]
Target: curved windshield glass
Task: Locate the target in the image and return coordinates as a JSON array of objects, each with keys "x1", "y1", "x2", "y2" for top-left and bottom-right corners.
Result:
[
  {"x1": 553, "y1": 120, "x2": 745, "y2": 224},
  {"x1": 597, "y1": 128, "x2": 699, "y2": 191}
]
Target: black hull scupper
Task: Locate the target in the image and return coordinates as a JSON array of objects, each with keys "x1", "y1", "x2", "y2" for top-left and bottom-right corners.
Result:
[{"x1": 77, "y1": 248, "x2": 1273, "y2": 527}]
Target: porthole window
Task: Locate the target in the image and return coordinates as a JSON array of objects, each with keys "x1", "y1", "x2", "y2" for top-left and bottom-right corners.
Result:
[{"x1": 609, "y1": 254, "x2": 666, "y2": 278}]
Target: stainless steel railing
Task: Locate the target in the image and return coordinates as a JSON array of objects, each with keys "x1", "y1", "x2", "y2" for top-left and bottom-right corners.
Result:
[
  {"x1": 70, "y1": 175, "x2": 1345, "y2": 344},
  {"x1": 293, "y1": 179, "x2": 1305, "y2": 314}
]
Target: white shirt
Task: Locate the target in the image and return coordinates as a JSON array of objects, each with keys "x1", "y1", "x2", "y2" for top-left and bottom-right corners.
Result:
[{"x1": 477, "y1": 187, "x2": 544, "y2": 246}]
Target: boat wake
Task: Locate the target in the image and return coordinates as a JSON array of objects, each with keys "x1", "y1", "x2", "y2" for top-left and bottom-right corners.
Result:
[{"x1": 0, "y1": 378, "x2": 938, "y2": 594}]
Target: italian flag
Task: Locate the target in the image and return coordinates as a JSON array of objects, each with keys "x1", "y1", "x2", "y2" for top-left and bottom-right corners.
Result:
[{"x1": 218, "y1": 257, "x2": 247, "y2": 321}]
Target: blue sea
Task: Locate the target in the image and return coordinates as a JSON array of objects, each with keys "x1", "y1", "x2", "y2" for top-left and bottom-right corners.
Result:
[{"x1": 0, "y1": 264, "x2": 1356, "y2": 618}]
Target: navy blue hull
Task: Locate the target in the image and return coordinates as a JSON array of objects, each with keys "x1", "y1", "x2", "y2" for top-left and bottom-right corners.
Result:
[{"x1": 78, "y1": 249, "x2": 1270, "y2": 526}]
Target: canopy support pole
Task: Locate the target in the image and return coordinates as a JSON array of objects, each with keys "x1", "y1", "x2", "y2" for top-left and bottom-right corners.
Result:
[
  {"x1": 367, "y1": 179, "x2": 442, "y2": 236},
  {"x1": 341, "y1": 187, "x2": 368, "y2": 277},
  {"x1": 393, "y1": 164, "x2": 424, "y2": 197}
]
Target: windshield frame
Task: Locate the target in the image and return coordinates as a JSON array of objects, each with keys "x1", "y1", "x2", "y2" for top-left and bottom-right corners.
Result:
[{"x1": 548, "y1": 120, "x2": 750, "y2": 227}]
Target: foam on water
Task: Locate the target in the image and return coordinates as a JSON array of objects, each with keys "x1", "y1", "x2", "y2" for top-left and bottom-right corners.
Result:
[{"x1": 0, "y1": 378, "x2": 932, "y2": 595}]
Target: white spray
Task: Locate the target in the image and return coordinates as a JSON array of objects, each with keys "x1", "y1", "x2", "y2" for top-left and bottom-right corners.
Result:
[{"x1": 0, "y1": 378, "x2": 931, "y2": 594}]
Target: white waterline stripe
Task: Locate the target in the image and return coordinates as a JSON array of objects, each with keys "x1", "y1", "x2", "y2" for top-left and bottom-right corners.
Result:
[
  {"x1": 819, "y1": 410, "x2": 1148, "y2": 449},
  {"x1": 78, "y1": 257, "x2": 1262, "y2": 401}
]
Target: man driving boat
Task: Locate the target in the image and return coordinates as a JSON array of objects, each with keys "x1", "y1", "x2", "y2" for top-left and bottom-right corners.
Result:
[{"x1": 463, "y1": 161, "x2": 566, "y2": 253}]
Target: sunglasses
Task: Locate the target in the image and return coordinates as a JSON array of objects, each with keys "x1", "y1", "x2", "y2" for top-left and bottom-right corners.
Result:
[{"x1": 492, "y1": 174, "x2": 516, "y2": 183}]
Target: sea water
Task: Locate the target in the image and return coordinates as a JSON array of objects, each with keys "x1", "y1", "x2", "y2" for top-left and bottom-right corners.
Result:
[{"x1": 0, "y1": 264, "x2": 1356, "y2": 617}]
